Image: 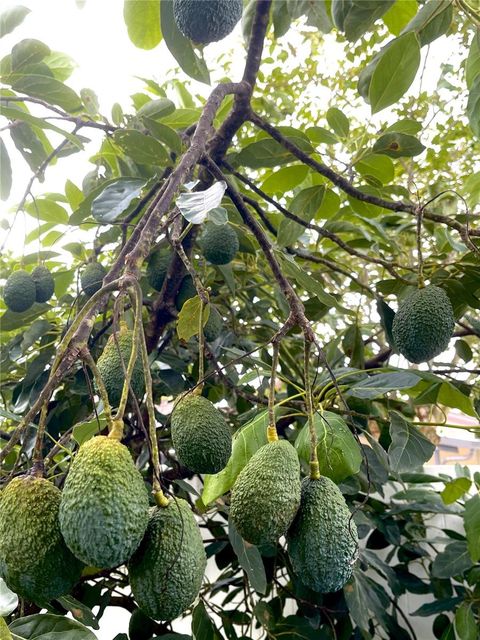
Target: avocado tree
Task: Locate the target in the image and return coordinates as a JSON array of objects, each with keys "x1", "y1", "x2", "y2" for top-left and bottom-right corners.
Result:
[{"x1": 1, "y1": 1, "x2": 480, "y2": 639}]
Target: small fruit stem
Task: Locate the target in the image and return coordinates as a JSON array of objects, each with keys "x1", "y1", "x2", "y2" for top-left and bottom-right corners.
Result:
[
  {"x1": 267, "y1": 341, "x2": 280, "y2": 442},
  {"x1": 80, "y1": 348, "x2": 114, "y2": 431},
  {"x1": 416, "y1": 205, "x2": 425, "y2": 289},
  {"x1": 304, "y1": 338, "x2": 320, "y2": 480},
  {"x1": 128, "y1": 282, "x2": 169, "y2": 506},
  {"x1": 31, "y1": 400, "x2": 50, "y2": 475},
  {"x1": 196, "y1": 298, "x2": 206, "y2": 394}
]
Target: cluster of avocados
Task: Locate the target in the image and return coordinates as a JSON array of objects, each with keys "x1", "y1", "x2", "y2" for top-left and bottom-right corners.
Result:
[{"x1": 2, "y1": 265, "x2": 54, "y2": 312}]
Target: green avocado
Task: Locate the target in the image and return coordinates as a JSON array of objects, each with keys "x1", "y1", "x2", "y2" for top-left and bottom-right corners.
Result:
[
  {"x1": 3, "y1": 270, "x2": 36, "y2": 313},
  {"x1": 392, "y1": 285, "x2": 455, "y2": 363},
  {"x1": 201, "y1": 224, "x2": 239, "y2": 265},
  {"x1": 128, "y1": 607, "x2": 156, "y2": 640},
  {"x1": 204, "y1": 305, "x2": 222, "y2": 342},
  {"x1": 171, "y1": 394, "x2": 231, "y2": 474},
  {"x1": 287, "y1": 476, "x2": 358, "y2": 593},
  {"x1": 96, "y1": 326, "x2": 145, "y2": 407},
  {"x1": 173, "y1": 0, "x2": 243, "y2": 44},
  {"x1": 230, "y1": 439, "x2": 301, "y2": 546},
  {"x1": 81, "y1": 262, "x2": 107, "y2": 297},
  {"x1": 32, "y1": 265, "x2": 55, "y2": 303},
  {"x1": 0, "y1": 476, "x2": 83, "y2": 603},
  {"x1": 175, "y1": 275, "x2": 196, "y2": 310},
  {"x1": 59, "y1": 435, "x2": 150, "y2": 568},
  {"x1": 129, "y1": 499, "x2": 206, "y2": 621},
  {"x1": 146, "y1": 250, "x2": 171, "y2": 292}
]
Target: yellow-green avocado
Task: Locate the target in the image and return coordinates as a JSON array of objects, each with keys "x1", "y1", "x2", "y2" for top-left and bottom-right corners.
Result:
[
  {"x1": 59, "y1": 436, "x2": 149, "y2": 568},
  {"x1": 129, "y1": 498, "x2": 206, "y2": 621},
  {"x1": 229, "y1": 439, "x2": 301, "y2": 546},
  {"x1": 0, "y1": 476, "x2": 83, "y2": 603}
]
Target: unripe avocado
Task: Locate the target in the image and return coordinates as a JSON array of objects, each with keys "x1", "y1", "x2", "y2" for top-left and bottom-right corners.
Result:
[
  {"x1": 128, "y1": 607, "x2": 156, "y2": 640},
  {"x1": 3, "y1": 270, "x2": 36, "y2": 312},
  {"x1": 32, "y1": 265, "x2": 55, "y2": 303},
  {"x1": 81, "y1": 262, "x2": 107, "y2": 297},
  {"x1": 129, "y1": 499, "x2": 206, "y2": 621},
  {"x1": 175, "y1": 275, "x2": 196, "y2": 310},
  {"x1": 0, "y1": 476, "x2": 83, "y2": 603},
  {"x1": 146, "y1": 250, "x2": 171, "y2": 292},
  {"x1": 392, "y1": 285, "x2": 455, "y2": 363},
  {"x1": 230, "y1": 439, "x2": 301, "y2": 546},
  {"x1": 171, "y1": 394, "x2": 231, "y2": 474},
  {"x1": 59, "y1": 435, "x2": 150, "y2": 568},
  {"x1": 173, "y1": 0, "x2": 243, "y2": 44},
  {"x1": 287, "y1": 476, "x2": 358, "y2": 593},
  {"x1": 204, "y1": 305, "x2": 222, "y2": 342},
  {"x1": 201, "y1": 224, "x2": 239, "y2": 265},
  {"x1": 96, "y1": 326, "x2": 145, "y2": 407}
]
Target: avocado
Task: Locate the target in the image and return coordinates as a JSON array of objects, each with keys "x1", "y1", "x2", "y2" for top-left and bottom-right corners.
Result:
[
  {"x1": 171, "y1": 394, "x2": 231, "y2": 474},
  {"x1": 287, "y1": 476, "x2": 358, "y2": 593},
  {"x1": 59, "y1": 435, "x2": 149, "y2": 568},
  {"x1": 173, "y1": 0, "x2": 243, "y2": 44},
  {"x1": 175, "y1": 275, "x2": 196, "y2": 310},
  {"x1": 146, "y1": 250, "x2": 171, "y2": 292},
  {"x1": 0, "y1": 476, "x2": 83, "y2": 603},
  {"x1": 230, "y1": 439, "x2": 301, "y2": 546},
  {"x1": 201, "y1": 224, "x2": 239, "y2": 265},
  {"x1": 128, "y1": 607, "x2": 156, "y2": 640},
  {"x1": 129, "y1": 498, "x2": 206, "y2": 621},
  {"x1": 31, "y1": 265, "x2": 55, "y2": 303},
  {"x1": 80, "y1": 262, "x2": 107, "y2": 297},
  {"x1": 392, "y1": 285, "x2": 455, "y2": 363},
  {"x1": 96, "y1": 326, "x2": 145, "y2": 407},
  {"x1": 204, "y1": 305, "x2": 222, "y2": 342},
  {"x1": 3, "y1": 270, "x2": 36, "y2": 313}
]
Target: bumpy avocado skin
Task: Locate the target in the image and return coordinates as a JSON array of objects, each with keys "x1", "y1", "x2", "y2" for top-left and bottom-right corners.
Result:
[
  {"x1": 146, "y1": 250, "x2": 171, "y2": 292},
  {"x1": 173, "y1": 0, "x2": 243, "y2": 44},
  {"x1": 287, "y1": 476, "x2": 358, "y2": 593},
  {"x1": 230, "y1": 440, "x2": 301, "y2": 546},
  {"x1": 96, "y1": 328, "x2": 145, "y2": 407},
  {"x1": 59, "y1": 436, "x2": 149, "y2": 568},
  {"x1": 201, "y1": 224, "x2": 239, "y2": 265},
  {"x1": 204, "y1": 306, "x2": 222, "y2": 342},
  {"x1": 0, "y1": 476, "x2": 83, "y2": 603},
  {"x1": 175, "y1": 275, "x2": 196, "y2": 310},
  {"x1": 392, "y1": 285, "x2": 455, "y2": 363},
  {"x1": 171, "y1": 395, "x2": 231, "y2": 474},
  {"x1": 129, "y1": 499, "x2": 206, "y2": 621},
  {"x1": 3, "y1": 270, "x2": 36, "y2": 312},
  {"x1": 81, "y1": 262, "x2": 107, "y2": 297},
  {"x1": 32, "y1": 265, "x2": 55, "y2": 303}
]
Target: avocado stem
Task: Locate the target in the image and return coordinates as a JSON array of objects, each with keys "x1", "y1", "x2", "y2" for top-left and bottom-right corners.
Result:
[
  {"x1": 153, "y1": 490, "x2": 170, "y2": 508},
  {"x1": 267, "y1": 425, "x2": 279, "y2": 442},
  {"x1": 304, "y1": 339, "x2": 320, "y2": 480},
  {"x1": 267, "y1": 341, "x2": 280, "y2": 441},
  {"x1": 80, "y1": 348, "x2": 115, "y2": 432},
  {"x1": 108, "y1": 419, "x2": 124, "y2": 440}
]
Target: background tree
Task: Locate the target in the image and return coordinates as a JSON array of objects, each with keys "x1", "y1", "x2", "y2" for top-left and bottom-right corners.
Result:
[{"x1": 0, "y1": 1, "x2": 480, "y2": 639}]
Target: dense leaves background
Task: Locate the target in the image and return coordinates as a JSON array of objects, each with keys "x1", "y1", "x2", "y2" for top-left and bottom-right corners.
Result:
[{"x1": 0, "y1": 1, "x2": 479, "y2": 639}]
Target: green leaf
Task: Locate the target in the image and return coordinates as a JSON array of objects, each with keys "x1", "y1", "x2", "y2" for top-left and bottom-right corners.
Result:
[
  {"x1": 192, "y1": 602, "x2": 217, "y2": 640},
  {"x1": 137, "y1": 97, "x2": 175, "y2": 120},
  {"x1": 454, "y1": 339, "x2": 472, "y2": 363},
  {"x1": 91, "y1": 178, "x2": 147, "y2": 223},
  {"x1": 11, "y1": 39, "x2": 50, "y2": 72},
  {"x1": 295, "y1": 411, "x2": 362, "y2": 482},
  {"x1": 123, "y1": 0, "x2": 162, "y2": 50},
  {"x1": 369, "y1": 32, "x2": 420, "y2": 113},
  {"x1": 467, "y1": 75, "x2": 480, "y2": 139},
  {"x1": 383, "y1": 0, "x2": 417, "y2": 35},
  {"x1": 0, "y1": 104, "x2": 84, "y2": 147},
  {"x1": 234, "y1": 136, "x2": 314, "y2": 169},
  {"x1": 260, "y1": 164, "x2": 309, "y2": 195},
  {"x1": 464, "y1": 494, "x2": 480, "y2": 562},
  {"x1": 113, "y1": 129, "x2": 171, "y2": 165},
  {"x1": 408, "y1": 372, "x2": 478, "y2": 417},
  {"x1": 355, "y1": 154, "x2": 394, "y2": 185},
  {"x1": 466, "y1": 32, "x2": 480, "y2": 89},
  {"x1": 372, "y1": 132, "x2": 425, "y2": 158},
  {"x1": 9, "y1": 613, "x2": 97, "y2": 639},
  {"x1": 10, "y1": 73, "x2": 82, "y2": 112},
  {"x1": 177, "y1": 296, "x2": 209, "y2": 341},
  {"x1": 0, "y1": 304, "x2": 51, "y2": 331},
  {"x1": 343, "y1": 570, "x2": 370, "y2": 631},
  {"x1": 72, "y1": 415, "x2": 107, "y2": 446},
  {"x1": 202, "y1": 411, "x2": 270, "y2": 504},
  {"x1": 454, "y1": 602, "x2": 477, "y2": 640},
  {"x1": 0, "y1": 6, "x2": 30, "y2": 38},
  {"x1": 431, "y1": 541, "x2": 474, "y2": 578},
  {"x1": 384, "y1": 118, "x2": 422, "y2": 134},
  {"x1": 388, "y1": 410, "x2": 436, "y2": 473},
  {"x1": 160, "y1": 0, "x2": 210, "y2": 85},
  {"x1": 228, "y1": 520, "x2": 267, "y2": 594},
  {"x1": 56, "y1": 596, "x2": 99, "y2": 630},
  {"x1": 277, "y1": 185, "x2": 325, "y2": 246},
  {"x1": 0, "y1": 138, "x2": 12, "y2": 200},
  {"x1": 346, "y1": 371, "x2": 419, "y2": 399},
  {"x1": 335, "y1": 0, "x2": 395, "y2": 41},
  {"x1": 143, "y1": 119, "x2": 182, "y2": 154},
  {"x1": 440, "y1": 477, "x2": 472, "y2": 505},
  {"x1": 161, "y1": 108, "x2": 201, "y2": 129},
  {"x1": 306, "y1": 125, "x2": 338, "y2": 145},
  {"x1": 376, "y1": 298, "x2": 395, "y2": 346},
  {"x1": 401, "y1": 0, "x2": 453, "y2": 47},
  {"x1": 326, "y1": 107, "x2": 349, "y2": 137},
  {"x1": 9, "y1": 122, "x2": 50, "y2": 172},
  {"x1": 25, "y1": 198, "x2": 69, "y2": 224}
]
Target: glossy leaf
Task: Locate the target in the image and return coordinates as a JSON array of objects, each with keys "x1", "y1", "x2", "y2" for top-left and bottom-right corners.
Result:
[
  {"x1": 91, "y1": 178, "x2": 147, "y2": 223},
  {"x1": 467, "y1": 75, "x2": 480, "y2": 138},
  {"x1": 440, "y1": 477, "x2": 471, "y2": 505},
  {"x1": 382, "y1": 0, "x2": 417, "y2": 35},
  {"x1": 260, "y1": 164, "x2": 309, "y2": 194},
  {"x1": 372, "y1": 132, "x2": 425, "y2": 158},
  {"x1": 9, "y1": 614, "x2": 97, "y2": 639},
  {"x1": 113, "y1": 129, "x2": 171, "y2": 165},
  {"x1": 333, "y1": 0, "x2": 395, "y2": 41},
  {"x1": 454, "y1": 603, "x2": 477, "y2": 640},
  {"x1": 10, "y1": 73, "x2": 82, "y2": 112},
  {"x1": 228, "y1": 520, "x2": 267, "y2": 594},
  {"x1": 431, "y1": 541, "x2": 474, "y2": 578},
  {"x1": 346, "y1": 371, "x2": 419, "y2": 399},
  {"x1": 388, "y1": 411, "x2": 436, "y2": 473}
]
